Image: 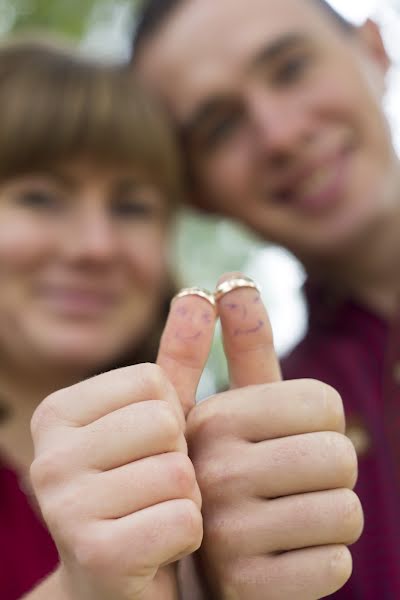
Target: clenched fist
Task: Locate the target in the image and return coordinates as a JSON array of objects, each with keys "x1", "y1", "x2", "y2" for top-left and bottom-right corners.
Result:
[
  {"x1": 186, "y1": 275, "x2": 363, "y2": 599},
  {"x1": 29, "y1": 289, "x2": 217, "y2": 600}
]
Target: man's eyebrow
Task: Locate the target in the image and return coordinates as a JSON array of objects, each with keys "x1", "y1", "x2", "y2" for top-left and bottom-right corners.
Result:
[
  {"x1": 180, "y1": 33, "x2": 310, "y2": 140},
  {"x1": 251, "y1": 33, "x2": 310, "y2": 70}
]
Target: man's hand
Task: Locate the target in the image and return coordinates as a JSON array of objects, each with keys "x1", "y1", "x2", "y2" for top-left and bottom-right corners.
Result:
[
  {"x1": 186, "y1": 275, "x2": 363, "y2": 599},
  {"x1": 30, "y1": 292, "x2": 217, "y2": 600}
]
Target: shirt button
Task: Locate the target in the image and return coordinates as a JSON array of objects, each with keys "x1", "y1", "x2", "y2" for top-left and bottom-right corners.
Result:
[{"x1": 393, "y1": 361, "x2": 400, "y2": 385}]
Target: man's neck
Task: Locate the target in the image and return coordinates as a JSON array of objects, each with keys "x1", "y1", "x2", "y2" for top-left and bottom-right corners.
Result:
[{"x1": 304, "y1": 202, "x2": 400, "y2": 319}]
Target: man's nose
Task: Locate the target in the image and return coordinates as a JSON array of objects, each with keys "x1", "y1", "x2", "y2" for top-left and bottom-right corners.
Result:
[{"x1": 248, "y1": 90, "x2": 312, "y2": 164}]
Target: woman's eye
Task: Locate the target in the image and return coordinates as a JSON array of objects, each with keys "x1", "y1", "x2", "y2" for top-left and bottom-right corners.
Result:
[
  {"x1": 112, "y1": 198, "x2": 159, "y2": 220},
  {"x1": 16, "y1": 190, "x2": 60, "y2": 210}
]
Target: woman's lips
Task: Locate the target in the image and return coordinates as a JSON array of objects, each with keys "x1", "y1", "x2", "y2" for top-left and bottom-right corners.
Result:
[{"x1": 37, "y1": 287, "x2": 119, "y2": 317}]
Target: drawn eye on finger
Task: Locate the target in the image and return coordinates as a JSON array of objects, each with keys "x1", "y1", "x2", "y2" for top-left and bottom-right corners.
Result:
[
  {"x1": 172, "y1": 304, "x2": 215, "y2": 342},
  {"x1": 221, "y1": 294, "x2": 265, "y2": 337}
]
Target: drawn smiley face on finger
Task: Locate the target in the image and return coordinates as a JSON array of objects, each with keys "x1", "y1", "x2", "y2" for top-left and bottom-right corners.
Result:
[
  {"x1": 173, "y1": 302, "x2": 215, "y2": 342},
  {"x1": 221, "y1": 292, "x2": 265, "y2": 337}
]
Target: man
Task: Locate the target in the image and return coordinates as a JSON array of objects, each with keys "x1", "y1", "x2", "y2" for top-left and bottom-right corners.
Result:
[{"x1": 133, "y1": 0, "x2": 400, "y2": 598}]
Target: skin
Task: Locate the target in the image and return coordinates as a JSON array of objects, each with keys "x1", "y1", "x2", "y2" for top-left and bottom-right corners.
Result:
[
  {"x1": 0, "y1": 159, "x2": 171, "y2": 495},
  {"x1": 27, "y1": 277, "x2": 362, "y2": 600},
  {"x1": 0, "y1": 160, "x2": 169, "y2": 378},
  {"x1": 136, "y1": 0, "x2": 400, "y2": 315}
]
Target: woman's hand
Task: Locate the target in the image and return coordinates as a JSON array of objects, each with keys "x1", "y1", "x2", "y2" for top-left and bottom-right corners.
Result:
[
  {"x1": 30, "y1": 291, "x2": 217, "y2": 600},
  {"x1": 30, "y1": 364, "x2": 197, "y2": 600}
]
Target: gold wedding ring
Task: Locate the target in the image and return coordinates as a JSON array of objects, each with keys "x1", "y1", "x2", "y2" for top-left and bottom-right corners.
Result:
[
  {"x1": 214, "y1": 275, "x2": 261, "y2": 302},
  {"x1": 172, "y1": 286, "x2": 217, "y2": 310}
]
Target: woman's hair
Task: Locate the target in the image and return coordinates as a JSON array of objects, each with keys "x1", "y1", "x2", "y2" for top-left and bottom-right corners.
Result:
[
  {"x1": 0, "y1": 34, "x2": 181, "y2": 369},
  {"x1": 132, "y1": 0, "x2": 353, "y2": 57},
  {"x1": 0, "y1": 34, "x2": 181, "y2": 210}
]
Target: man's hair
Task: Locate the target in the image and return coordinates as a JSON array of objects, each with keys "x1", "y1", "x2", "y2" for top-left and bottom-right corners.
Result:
[{"x1": 132, "y1": 0, "x2": 353, "y2": 57}]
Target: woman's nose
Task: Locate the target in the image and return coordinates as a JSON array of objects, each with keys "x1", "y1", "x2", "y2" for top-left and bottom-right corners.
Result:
[{"x1": 61, "y1": 209, "x2": 119, "y2": 265}]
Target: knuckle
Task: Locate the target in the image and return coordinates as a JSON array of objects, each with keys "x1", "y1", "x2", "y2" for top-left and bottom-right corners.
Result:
[
  {"x1": 177, "y1": 499, "x2": 203, "y2": 550},
  {"x1": 39, "y1": 493, "x2": 76, "y2": 536},
  {"x1": 31, "y1": 393, "x2": 63, "y2": 438},
  {"x1": 328, "y1": 546, "x2": 353, "y2": 591},
  {"x1": 153, "y1": 400, "x2": 181, "y2": 442},
  {"x1": 30, "y1": 448, "x2": 67, "y2": 491},
  {"x1": 300, "y1": 379, "x2": 345, "y2": 431},
  {"x1": 322, "y1": 383, "x2": 345, "y2": 431},
  {"x1": 140, "y1": 363, "x2": 170, "y2": 398},
  {"x1": 167, "y1": 453, "x2": 196, "y2": 497},
  {"x1": 331, "y1": 433, "x2": 358, "y2": 488},
  {"x1": 338, "y1": 489, "x2": 364, "y2": 541},
  {"x1": 203, "y1": 512, "x2": 232, "y2": 550},
  {"x1": 195, "y1": 456, "x2": 240, "y2": 501},
  {"x1": 187, "y1": 398, "x2": 227, "y2": 442}
]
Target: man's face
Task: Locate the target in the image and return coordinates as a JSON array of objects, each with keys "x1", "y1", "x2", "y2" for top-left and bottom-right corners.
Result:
[{"x1": 136, "y1": 0, "x2": 399, "y2": 260}]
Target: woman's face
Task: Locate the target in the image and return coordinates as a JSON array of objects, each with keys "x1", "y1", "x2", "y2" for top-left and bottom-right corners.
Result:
[{"x1": 0, "y1": 160, "x2": 171, "y2": 373}]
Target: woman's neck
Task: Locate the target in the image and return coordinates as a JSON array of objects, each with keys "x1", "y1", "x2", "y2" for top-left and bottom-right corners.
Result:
[
  {"x1": 305, "y1": 203, "x2": 400, "y2": 319},
  {"x1": 0, "y1": 359, "x2": 89, "y2": 474}
]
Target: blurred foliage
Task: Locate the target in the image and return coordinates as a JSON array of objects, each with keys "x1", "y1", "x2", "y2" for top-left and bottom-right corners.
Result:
[{"x1": 0, "y1": 0, "x2": 137, "y2": 39}]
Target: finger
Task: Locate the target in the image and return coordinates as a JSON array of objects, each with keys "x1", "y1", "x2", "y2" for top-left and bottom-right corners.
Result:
[
  {"x1": 68, "y1": 453, "x2": 201, "y2": 520},
  {"x1": 76, "y1": 400, "x2": 187, "y2": 471},
  {"x1": 31, "y1": 400, "x2": 187, "y2": 482},
  {"x1": 222, "y1": 546, "x2": 353, "y2": 600},
  {"x1": 249, "y1": 431, "x2": 358, "y2": 498},
  {"x1": 157, "y1": 290, "x2": 217, "y2": 416},
  {"x1": 205, "y1": 489, "x2": 363, "y2": 557},
  {"x1": 198, "y1": 432, "x2": 357, "y2": 504},
  {"x1": 88, "y1": 499, "x2": 202, "y2": 573},
  {"x1": 187, "y1": 379, "x2": 345, "y2": 444},
  {"x1": 215, "y1": 272, "x2": 281, "y2": 388},
  {"x1": 31, "y1": 363, "x2": 183, "y2": 434}
]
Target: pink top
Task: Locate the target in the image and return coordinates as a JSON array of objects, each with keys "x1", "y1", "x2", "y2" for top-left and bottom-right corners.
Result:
[{"x1": 0, "y1": 459, "x2": 58, "y2": 599}]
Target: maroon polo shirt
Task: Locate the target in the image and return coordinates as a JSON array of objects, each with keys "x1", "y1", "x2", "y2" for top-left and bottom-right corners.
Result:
[
  {"x1": 282, "y1": 285, "x2": 400, "y2": 599},
  {"x1": 0, "y1": 459, "x2": 59, "y2": 599}
]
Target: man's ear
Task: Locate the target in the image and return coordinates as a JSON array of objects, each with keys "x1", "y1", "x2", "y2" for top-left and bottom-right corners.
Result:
[{"x1": 357, "y1": 19, "x2": 391, "y2": 76}]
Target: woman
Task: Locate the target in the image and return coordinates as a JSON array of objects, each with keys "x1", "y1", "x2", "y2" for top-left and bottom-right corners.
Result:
[{"x1": 0, "y1": 34, "x2": 181, "y2": 599}]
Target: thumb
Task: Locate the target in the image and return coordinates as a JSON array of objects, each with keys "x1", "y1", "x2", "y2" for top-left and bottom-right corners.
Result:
[
  {"x1": 215, "y1": 272, "x2": 281, "y2": 388},
  {"x1": 157, "y1": 288, "x2": 217, "y2": 417}
]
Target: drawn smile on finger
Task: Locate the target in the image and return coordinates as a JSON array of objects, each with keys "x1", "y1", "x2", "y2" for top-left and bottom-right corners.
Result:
[
  {"x1": 173, "y1": 305, "x2": 214, "y2": 341},
  {"x1": 234, "y1": 319, "x2": 265, "y2": 336}
]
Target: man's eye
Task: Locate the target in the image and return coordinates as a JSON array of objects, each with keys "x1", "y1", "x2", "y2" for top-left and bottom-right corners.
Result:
[
  {"x1": 200, "y1": 113, "x2": 242, "y2": 149},
  {"x1": 274, "y1": 54, "x2": 310, "y2": 85}
]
